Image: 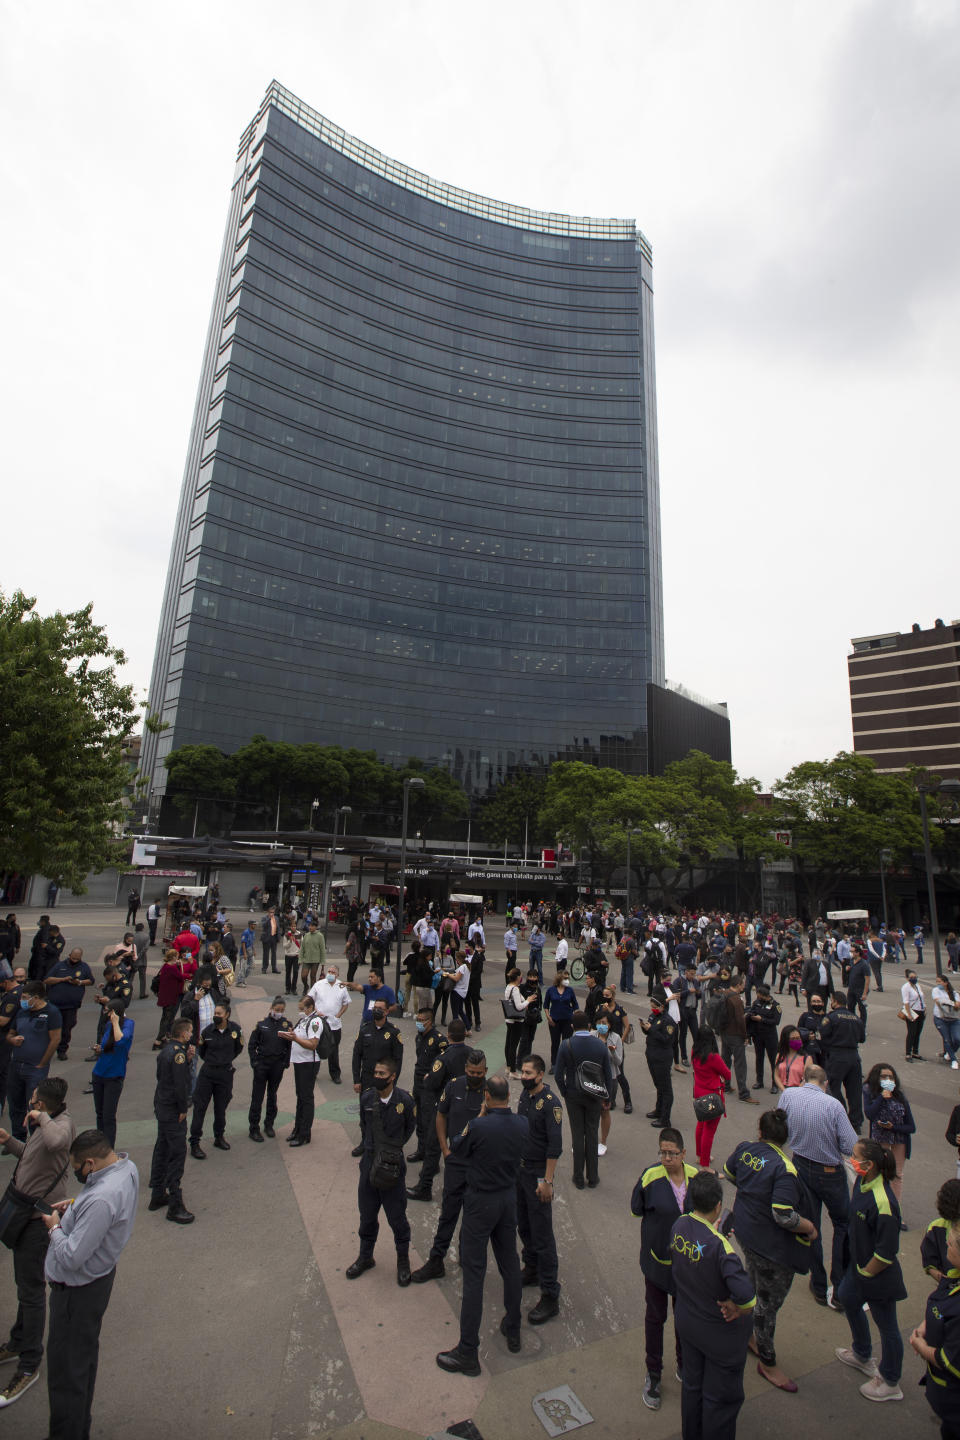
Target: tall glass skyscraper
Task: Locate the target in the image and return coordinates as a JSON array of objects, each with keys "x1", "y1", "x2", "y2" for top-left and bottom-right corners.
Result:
[{"x1": 143, "y1": 81, "x2": 672, "y2": 802}]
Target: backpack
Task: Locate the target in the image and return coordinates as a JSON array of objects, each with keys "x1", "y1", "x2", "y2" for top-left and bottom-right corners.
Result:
[
  {"x1": 704, "y1": 989, "x2": 730, "y2": 1032},
  {"x1": 562, "y1": 1037, "x2": 609, "y2": 1101}
]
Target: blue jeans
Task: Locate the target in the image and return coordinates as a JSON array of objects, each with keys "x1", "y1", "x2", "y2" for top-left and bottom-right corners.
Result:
[
  {"x1": 793, "y1": 1155, "x2": 849, "y2": 1297},
  {"x1": 935, "y1": 1016, "x2": 960, "y2": 1063},
  {"x1": 529, "y1": 950, "x2": 543, "y2": 983},
  {"x1": 620, "y1": 958, "x2": 635, "y2": 992},
  {"x1": 837, "y1": 1267, "x2": 903, "y2": 1384}
]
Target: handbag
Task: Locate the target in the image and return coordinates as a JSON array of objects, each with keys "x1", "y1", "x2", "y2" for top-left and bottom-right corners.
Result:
[
  {"x1": 896, "y1": 1008, "x2": 912, "y2": 1023},
  {"x1": 0, "y1": 1154, "x2": 71, "y2": 1250},
  {"x1": 501, "y1": 987, "x2": 526, "y2": 1022},
  {"x1": 368, "y1": 1098, "x2": 404, "y2": 1190},
  {"x1": 693, "y1": 1091, "x2": 723, "y2": 1122}
]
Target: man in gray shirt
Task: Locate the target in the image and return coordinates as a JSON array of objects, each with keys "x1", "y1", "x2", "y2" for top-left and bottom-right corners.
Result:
[{"x1": 41, "y1": 1129, "x2": 139, "y2": 1439}]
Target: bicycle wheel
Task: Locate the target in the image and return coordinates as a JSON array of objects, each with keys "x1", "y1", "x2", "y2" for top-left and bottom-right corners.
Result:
[{"x1": 569, "y1": 956, "x2": 585, "y2": 982}]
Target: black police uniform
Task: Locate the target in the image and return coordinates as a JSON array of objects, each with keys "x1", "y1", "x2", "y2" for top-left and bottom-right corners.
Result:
[
  {"x1": 744, "y1": 995, "x2": 781, "y2": 1087},
  {"x1": 820, "y1": 1004, "x2": 866, "y2": 1128},
  {"x1": 631, "y1": 1161, "x2": 699, "y2": 1380},
  {"x1": 645, "y1": 1011, "x2": 676, "y2": 1126},
  {"x1": 426, "y1": 1074, "x2": 485, "y2": 1259},
  {"x1": 95, "y1": 975, "x2": 133, "y2": 1044},
  {"x1": 418, "y1": 1039, "x2": 470, "y2": 1189},
  {"x1": 451, "y1": 1107, "x2": 529, "y2": 1355},
  {"x1": 44, "y1": 956, "x2": 94, "y2": 1057},
  {"x1": 191, "y1": 1020, "x2": 243, "y2": 1143},
  {"x1": 516, "y1": 1083, "x2": 563, "y2": 1298},
  {"x1": 149, "y1": 1039, "x2": 191, "y2": 1206},
  {"x1": 797, "y1": 1006, "x2": 826, "y2": 1065},
  {"x1": 356, "y1": 1083, "x2": 417, "y2": 1260},
  {"x1": 0, "y1": 983, "x2": 21, "y2": 1112},
  {"x1": 410, "y1": 1023, "x2": 448, "y2": 1157},
  {"x1": 248, "y1": 1011, "x2": 293, "y2": 1132},
  {"x1": 352, "y1": 1019, "x2": 404, "y2": 1101},
  {"x1": 602, "y1": 1002, "x2": 633, "y2": 1107},
  {"x1": 671, "y1": 1213, "x2": 756, "y2": 1440},
  {"x1": 920, "y1": 1278, "x2": 960, "y2": 1432}
]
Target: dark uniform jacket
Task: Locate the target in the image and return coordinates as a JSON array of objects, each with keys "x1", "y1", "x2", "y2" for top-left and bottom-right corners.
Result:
[
  {"x1": 422, "y1": 1039, "x2": 469, "y2": 1096},
  {"x1": 644, "y1": 1012, "x2": 677, "y2": 1068},
  {"x1": 198, "y1": 1021, "x2": 244, "y2": 1073},
  {"x1": 517, "y1": 1083, "x2": 564, "y2": 1173},
  {"x1": 555, "y1": 1031, "x2": 614, "y2": 1101},
  {"x1": 601, "y1": 1002, "x2": 629, "y2": 1039},
  {"x1": 154, "y1": 1040, "x2": 191, "y2": 1113},
  {"x1": 100, "y1": 975, "x2": 133, "y2": 1014},
  {"x1": 820, "y1": 1005, "x2": 865, "y2": 1056},
  {"x1": 352, "y1": 1020, "x2": 404, "y2": 1085},
  {"x1": 670, "y1": 1213, "x2": 756, "y2": 1362},
  {"x1": 0, "y1": 984, "x2": 21, "y2": 1042},
  {"x1": 358, "y1": 1085, "x2": 417, "y2": 1155},
  {"x1": 744, "y1": 996, "x2": 782, "y2": 1033},
  {"x1": 248, "y1": 1014, "x2": 293, "y2": 1069},
  {"x1": 849, "y1": 1173, "x2": 907, "y2": 1301},
  {"x1": 413, "y1": 1025, "x2": 447, "y2": 1085},
  {"x1": 797, "y1": 1008, "x2": 826, "y2": 1060},
  {"x1": 439, "y1": 1076, "x2": 485, "y2": 1165},
  {"x1": 450, "y1": 1108, "x2": 528, "y2": 1191},
  {"x1": 922, "y1": 1279, "x2": 960, "y2": 1423},
  {"x1": 723, "y1": 1140, "x2": 811, "y2": 1273},
  {"x1": 44, "y1": 957, "x2": 94, "y2": 1011},
  {"x1": 631, "y1": 1161, "x2": 699, "y2": 1294},
  {"x1": 922, "y1": 1217, "x2": 960, "y2": 1284}
]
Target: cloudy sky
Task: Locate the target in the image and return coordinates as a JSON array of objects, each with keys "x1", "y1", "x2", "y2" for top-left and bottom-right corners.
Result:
[{"x1": 3, "y1": 0, "x2": 957, "y2": 788}]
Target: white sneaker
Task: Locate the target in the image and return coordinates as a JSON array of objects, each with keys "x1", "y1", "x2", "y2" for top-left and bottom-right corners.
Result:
[
  {"x1": 860, "y1": 1375, "x2": 903, "y2": 1402},
  {"x1": 597, "y1": 1143, "x2": 608, "y2": 1156},
  {"x1": 836, "y1": 1347, "x2": 878, "y2": 1377},
  {"x1": 953, "y1": 1061, "x2": 958, "y2": 1070}
]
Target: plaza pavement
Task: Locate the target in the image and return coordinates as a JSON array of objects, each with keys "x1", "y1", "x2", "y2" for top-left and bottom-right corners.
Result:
[{"x1": 0, "y1": 904, "x2": 953, "y2": 1440}]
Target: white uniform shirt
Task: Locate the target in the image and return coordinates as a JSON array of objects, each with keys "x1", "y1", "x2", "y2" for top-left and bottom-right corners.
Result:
[
  {"x1": 901, "y1": 978, "x2": 925, "y2": 1017},
  {"x1": 291, "y1": 1012, "x2": 323, "y2": 1063},
  {"x1": 309, "y1": 978, "x2": 351, "y2": 1030}
]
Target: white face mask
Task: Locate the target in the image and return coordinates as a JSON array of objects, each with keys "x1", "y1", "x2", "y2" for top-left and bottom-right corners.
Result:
[{"x1": 326, "y1": 973, "x2": 337, "y2": 984}]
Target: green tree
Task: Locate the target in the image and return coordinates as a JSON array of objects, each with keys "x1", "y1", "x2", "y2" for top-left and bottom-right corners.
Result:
[
  {"x1": 539, "y1": 762, "x2": 636, "y2": 891},
  {"x1": 0, "y1": 591, "x2": 137, "y2": 891},
  {"x1": 163, "y1": 744, "x2": 237, "y2": 831},
  {"x1": 479, "y1": 773, "x2": 548, "y2": 851},
  {"x1": 396, "y1": 760, "x2": 469, "y2": 830},
  {"x1": 231, "y1": 735, "x2": 301, "y2": 828}
]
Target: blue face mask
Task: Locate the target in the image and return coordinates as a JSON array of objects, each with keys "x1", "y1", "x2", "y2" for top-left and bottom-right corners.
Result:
[
  {"x1": 415, "y1": 1020, "x2": 425, "y2": 1033},
  {"x1": 20, "y1": 998, "x2": 31, "y2": 1011},
  {"x1": 596, "y1": 1023, "x2": 609, "y2": 1036}
]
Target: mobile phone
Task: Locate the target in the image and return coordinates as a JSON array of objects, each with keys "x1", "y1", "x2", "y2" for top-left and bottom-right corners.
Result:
[
  {"x1": 719, "y1": 1209, "x2": 735, "y2": 1238},
  {"x1": 33, "y1": 1199, "x2": 54, "y2": 1216}
]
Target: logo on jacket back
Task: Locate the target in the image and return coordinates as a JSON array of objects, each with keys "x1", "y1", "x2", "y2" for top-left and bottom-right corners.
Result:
[
  {"x1": 741, "y1": 1151, "x2": 767, "y2": 1172},
  {"x1": 672, "y1": 1234, "x2": 704, "y2": 1262}
]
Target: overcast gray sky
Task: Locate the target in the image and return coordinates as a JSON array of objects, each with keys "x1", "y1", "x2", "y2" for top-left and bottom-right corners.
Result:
[{"x1": 2, "y1": 0, "x2": 957, "y2": 788}]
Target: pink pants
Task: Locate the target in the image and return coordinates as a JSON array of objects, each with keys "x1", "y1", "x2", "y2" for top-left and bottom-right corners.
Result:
[{"x1": 696, "y1": 1116, "x2": 722, "y2": 1167}]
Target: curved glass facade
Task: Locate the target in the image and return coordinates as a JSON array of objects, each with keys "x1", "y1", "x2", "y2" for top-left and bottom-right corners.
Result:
[{"x1": 143, "y1": 82, "x2": 665, "y2": 798}]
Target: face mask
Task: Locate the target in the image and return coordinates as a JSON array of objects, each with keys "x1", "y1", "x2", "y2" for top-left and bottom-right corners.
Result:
[
  {"x1": 372, "y1": 1076, "x2": 392, "y2": 1091},
  {"x1": 326, "y1": 973, "x2": 337, "y2": 984},
  {"x1": 850, "y1": 1159, "x2": 870, "y2": 1177},
  {"x1": 596, "y1": 1023, "x2": 609, "y2": 1036},
  {"x1": 415, "y1": 1020, "x2": 425, "y2": 1033},
  {"x1": 374, "y1": 1013, "x2": 386, "y2": 1025},
  {"x1": 270, "y1": 1010, "x2": 284, "y2": 1020},
  {"x1": 73, "y1": 1165, "x2": 89, "y2": 1186},
  {"x1": 520, "y1": 1076, "x2": 538, "y2": 1090},
  {"x1": 789, "y1": 1037, "x2": 803, "y2": 1051},
  {"x1": 880, "y1": 1078, "x2": 895, "y2": 1092},
  {"x1": 20, "y1": 998, "x2": 31, "y2": 1011},
  {"x1": 466, "y1": 1075, "x2": 485, "y2": 1090}
]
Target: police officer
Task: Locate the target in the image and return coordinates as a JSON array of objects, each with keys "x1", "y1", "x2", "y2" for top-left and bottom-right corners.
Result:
[
  {"x1": 247, "y1": 996, "x2": 293, "y2": 1141},
  {"x1": 631, "y1": 1127, "x2": 699, "y2": 1411},
  {"x1": 436, "y1": 1075, "x2": 529, "y2": 1376},
  {"x1": 820, "y1": 991, "x2": 866, "y2": 1130},
  {"x1": 346, "y1": 1057, "x2": 417, "y2": 1286},
  {"x1": 600, "y1": 984, "x2": 633, "y2": 1112},
  {"x1": 190, "y1": 1001, "x2": 243, "y2": 1157},
  {"x1": 148, "y1": 1017, "x2": 194, "y2": 1223},
  {"x1": 92, "y1": 964, "x2": 132, "y2": 1049},
  {"x1": 407, "y1": 1003, "x2": 447, "y2": 1163},
  {"x1": 408, "y1": 1016, "x2": 469, "y2": 1198},
  {"x1": 0, "y1": 966, "x2": 25, "y2": 1117},
  {"x1": 42, "y1": 946, "x2": 94, "y2": 1059},
  {"x1": 350, "y1": 1001, "x2": 404, "y2": 1157},
  {"x1": 641, "y1": 986, "x2": 676, "y2": 1128},
  {"x1": 671, "y1": 1170, "x2": 756, "y2": 1440},
  {"x1": 797, "y1": 994, "x2": 827, "y2": 1065},
  {"x1": 516, "y1": 1053, "x2": 563, "y2": 1324},
  {"x1": 411, "y1": 1049, "x2": 487, "y2": 1281},
  {"x1": 745, "y1": 983, "x2": 782, "y2": 1094}
]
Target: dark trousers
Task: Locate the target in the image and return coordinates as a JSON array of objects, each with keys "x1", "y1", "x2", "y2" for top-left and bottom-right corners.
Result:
[
  {"x1": 905, "y1": 1010, "x2": 925, "y2": 1057},
  {"x1": 868, "y1": 960, "x2": 884, "y2": 992},
  {"x1": 92, "y1": 1075, "x2": 123, "y2": 1148},
  {"x1": 752, "y1": 1029, "x2": 778, "y2": 1084},
  {"x1": 516, "y1": 1022, "x2": 539, "y2": 1068},
  {"x1": 47, "y1": 1269, "x2": 115, "y2": 1440},
  {"x1": 148, "y1": 918, "x2": 158, "y2": 944},
  {"x1": 466, "y1": 980, "x2": 483, "y2": 1029},
  {"x1": 0, "y1": 1046, "x2": 10, "y2": 1117},
  {"x1": 742, "y1": 1245, "x2": 794, "y2": 1366},
  {"x1": 293, "y1": 1061, "x2": 318, "y2": 1139},
  {"x1": 357, "y1": 1158, "x2": 410, "y2": 1258},
  {"x1": 793, "y1": 1154, "x2": 849, "y2": 1298},
  {"x1": 7, "y1": 1060, "x2": 48, "y2": 1141},
  {"x1": 190, "y1": 1066, "x2": 234, "y2": 1141},
  {"x1": 8, "y1": 1216, "x2": 49, "y2": 1372},
  {"x1": 135, "y1": 964, "x2": 148, "y2": 1000},
  {"x1": 412, "y1": 1083, "x2": 428, "y2": 1152},
  {"x1": 516, "y1": 1166, "x2": 559, "y2": 1296},
  {"x1": 644, "y1": 1277, "x2": 681, "y2": 1378},
  {"x1": 284, "y1": 954, "x2": 299, "y2": 992},
  {"x1": 846, "y1": 990, "x2": 868, "y2": 1027},
  {"x1": 679, "y1": 1009, "x2": 699, "y2": 1063},
  {"x1": 156, "y1": 1003, "x2": 179, "y2": 1042},
  {"x1": 720, "y1": 1033, "x2": 748, "y2": 1097},
  {"x1": 420, "y1": 1100, "x2": 442, "y2": 1187},
  {"x1": 325, "y1": 1028, "x2": 342, "y2": 1081},
  {"x1": 616, "y1": 1066, "x2": 632, "y2": 1105},
  {"x1": 57, "y1": 1007, "x2": 80, "y2": 1056},
  {"x1": 505, "y1": 1021, "x2": 523, "y2": 1070},
  {"x1": 149, "y1": 1108, "x2": 187, "y2": 1201},
  {"x1": 249, "y1": 1061, "x2": 285, "y2": 1129},
  {"x1": 432, "y1": 1161, "x2": 469, "y2": 1259},
  {"x1": 459, "y1": 1187, "x2": 521, "y2": 1353},
  {"x1": 450, "y1": 990, "x2": 467, "y2": 1025},
  {"x1": 549, "y1": 1019, "x2": 572, "y2": 1067},
  {"x1": 826, "y1": 1052, "x2": 864, "y2": 1128},
  {"x1": 678, "y1": 1327, "x2": 747, "y2": 1440},
  {"x1": 565, "y1": 1095, "x2": 602, "y2": 1184},
  {"x1": 261, "y1": 936, "x2": 279, "y2": 972},
  {"x1": 620, "y1": 957, "x2": 635, "y2": 992},
  {"x1": 648, "y1": 1061, "x2": 673, "y2": 1124}
]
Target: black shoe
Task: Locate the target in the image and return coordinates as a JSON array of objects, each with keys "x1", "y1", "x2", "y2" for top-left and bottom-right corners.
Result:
[
  {"x1": 264, "y1": 1124, "x2": 275, "y2": 1138},
  {"x1": 345, "y1": 1256, "x2": 376, "y2": 1280},
  {"x1": 407, "y1": 1149, "x2": 425, "y2": 1163},
  {"x1": 288, "y1": 1138, "x2": 306, "y2": 1147},
  {"x1": 752, "y1": 1081, "x2": 764, "y2": 1090},
  {"x1": 587, "y1": 1179, "x2": 600, "y2": 1188},
  {"x1": 166, "y1": 1201, "x2": 195, "y2": 1225},
  {"x1": 645, "y1": 1110, "x2": 660, "y2": 1118},
  {"x1": 190, "y1": 1142, "x2": 206, "y2": 1160},
  {"x1": 351, "y1": 1143, "x2": 365, "y2": 1157},
  {"x1": 650, "y1": 1119, "x2": 665, "y2": 1128},
  {"x1": 82, "y1": 1087, "x2": 94, "y2": 1096},
  {"x1": 623, "y1": 1102, "x2": 633, "y2": 1114},
  {"x1": 436, "y1": 1348, "x2": 481, "y2": 1376},
  {"x1": 406, "y1": 1185, "x2": 433, "y2": 1201},
  {"x1": 520, "y1": 1265, "x2": 540, "y2": 1287},
  {"x1": 770, "y1": 1085, "x2": 779, "y2": 1095},
  {"x1": 83, "y1": 1054, "x2": 96, "y2": 1062},
  {"x1": 397, "y1": 1256, "x2": 411, "y2": 1287},
  {"x1": 411, "y1": 1255, "x2": 446, "y2": 1283},
  {"x1": 330, "y1": 1076, "x2": 342, "y2": 1084},
  {"x1": 809, "y1": 1280, "x2": 827, "y2": 1306},
  {"x1": 642, "y1": 1373, "x2": 662, "y2": 1411},
  {"x1": 499, "y1": 1316, "x2": 521, "y2": 1352},
  {"x1": 213, "y1": 1137, "x2": 230, "y2": 1151},
  {"x1": 148, "y1": 1192, "x2": 170, "y2": 1211},
  {"x1": 249, "y1": 1129, "x2": 264, "y2": 1143},
  {"x1": 528, "y1": 1293, "x2": 560, "y2": 1325},
  {"x1": 573, "y1": 1177, "x2": 585, "y2": 1189}
]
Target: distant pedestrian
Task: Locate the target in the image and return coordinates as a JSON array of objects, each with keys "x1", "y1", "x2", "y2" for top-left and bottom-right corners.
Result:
[
  {"x1": 125, "y1": 888, "x2": 140, "y2": 926},
  {"x1": 145, "y1": 900, "x2": 161, "y2": 947}
]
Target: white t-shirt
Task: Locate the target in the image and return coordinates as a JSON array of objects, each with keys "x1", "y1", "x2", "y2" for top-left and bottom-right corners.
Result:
[
  {"x1": 291, "y1": 1012, "x2": 323, "y2": 1063},
  {"x1": 556, "y1": 938, "x2": 569, "y2": 963},
  {"x1": 454, "y1": 963, "x2": 471, "y2": 998},
  {"x1": 932, "y1": 985, "x2": 958, "y2": 1022},
  {"x1": 309, "y1": 979, "x2": 351, "y2": 1030},
  {"x1": 901, "y1": 979, "x2": 925, "y2": 1017}
]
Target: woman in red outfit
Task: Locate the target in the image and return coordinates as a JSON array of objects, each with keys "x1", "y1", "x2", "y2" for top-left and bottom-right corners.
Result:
[{"x1": 691, "y1": 1028, "x2": 731, "y2": 1170}]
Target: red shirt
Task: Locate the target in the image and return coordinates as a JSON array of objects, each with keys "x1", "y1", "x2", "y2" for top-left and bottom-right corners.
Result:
[
  {"x1": 692, "y1": 1053, "x2": 732, "y2": 1115},
  {"x1": 173, "y1": 930, "x2": 200, "y2": 958}
]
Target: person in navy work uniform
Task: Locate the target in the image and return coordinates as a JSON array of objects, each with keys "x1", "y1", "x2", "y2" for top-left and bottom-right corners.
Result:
[
  {"x1": 516, "y1": 1053, "x2": 563, "y2": 1324},
  {"x1": 641, "y1": 987, "x2": 677, "y2": 1128},
  {"x1": 410, "y1": 1050, "x2": 487, "y2": 1282},
  {"x1": 671, "y1": 1169, "x2": 756, "y2": 1440},
  {"x1": 148, "y1": 1017, "x2": 194, "y2": 1223},
  {"x1": 723, "y1": 1109, "x2": 819, "y2": 1392},
  {"x1": 835, "y1": 1137, "x2": 907, "y2": 1402},
  {"x1": 190, "y1": 1002, "x2": 243, "y2": 1158},
  {"x1": 436, "y1": 1075, "x2": 529, "y2": 1376},
  {"x1": 6, "y1": 982, "x2": 61, "y2": 1141},
  {"x1": 247, "y1": 996, "x2": 293, "y2": 1141},
  {"x1": 406, "y1": 1004, "x2": 447, "y2": 1164},
  {"x1": 350, "y1": 1002, "x2": 404, "y2": 1157},
  {"x1": 911, "y1": 1215, "x2": 960, "y2": 1439},
  {"x1": 346, "y1": 1057, "x2": 417, "y2": 1286},
  {"x1": 922, "y1": 1179, "x2": 960, "y2": 1289},
  {"x1": 42, "y1": 946, "x2": 94, "y2": 1059},
  {"x1": 631, "y1": 1127, "x2": 699, "y2": 1412},
  {"x1": 408, "y1": 1017, "x2": 469, "y2": 1198}
]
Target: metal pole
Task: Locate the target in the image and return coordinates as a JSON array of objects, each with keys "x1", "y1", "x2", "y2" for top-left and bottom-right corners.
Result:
[
  {"x1": 524, "y1": 814, "x2": 529, "y2": 864},
  {"x1": 758, "y1": 857, "x2": 765, "y2": 916},
  {"x1": 878, "y1": 850, "x2": 889, "y2": 932},
  {"x1": 395, "y1": 783, "x2": 410, "y2": 999},
  {"x1": 626, "y1": 832, "x2": 632, "y2": 915},
  {"x1": 919, "y1": 790, "x2": 943, "y2": 979},
  {"x1": 321, "y1": 810, "x2": 339, "y2": 940},
  {"x1": 192, "y1": 799, "x2": 199, "y2": 839}
]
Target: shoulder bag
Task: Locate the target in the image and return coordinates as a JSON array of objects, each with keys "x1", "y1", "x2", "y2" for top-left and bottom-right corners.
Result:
[
  {"x1": 0, "y1": 1154, "x2": 71, "y2": 1250},
  {"x1": 368, "y1": 1098, "x2": 404, "y2": 1190}
]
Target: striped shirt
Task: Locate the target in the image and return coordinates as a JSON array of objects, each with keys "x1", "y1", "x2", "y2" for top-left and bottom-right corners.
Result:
[{"x1": 778, "y1": 1082, "x2": 857, "y2": 1164}]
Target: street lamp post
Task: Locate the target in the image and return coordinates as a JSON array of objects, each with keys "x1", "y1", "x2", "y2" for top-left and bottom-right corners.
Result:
[
  {"x1": 916, "y1": 778, "x2": 960, "y2": 979},
  {"x1": 758, "y1": 855, "x2": 767, "y2": 917},
  {"x1": 395, "y1": 777, "x2": 425, "y2": 997},
  {"x1": 625, "y1": 829, "x2": 642, "y2": 916},
  {"x1": 878, "y1": 847, "x2": 892, "y2": 932},
  {"x1": 321, "y1": 805, "x2": 351, "y2": 938}
]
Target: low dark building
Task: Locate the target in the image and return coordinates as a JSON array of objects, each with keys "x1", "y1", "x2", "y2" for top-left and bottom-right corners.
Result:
[{"x1": 647, "y1": 682, "x2": 731, "y2": 774}]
